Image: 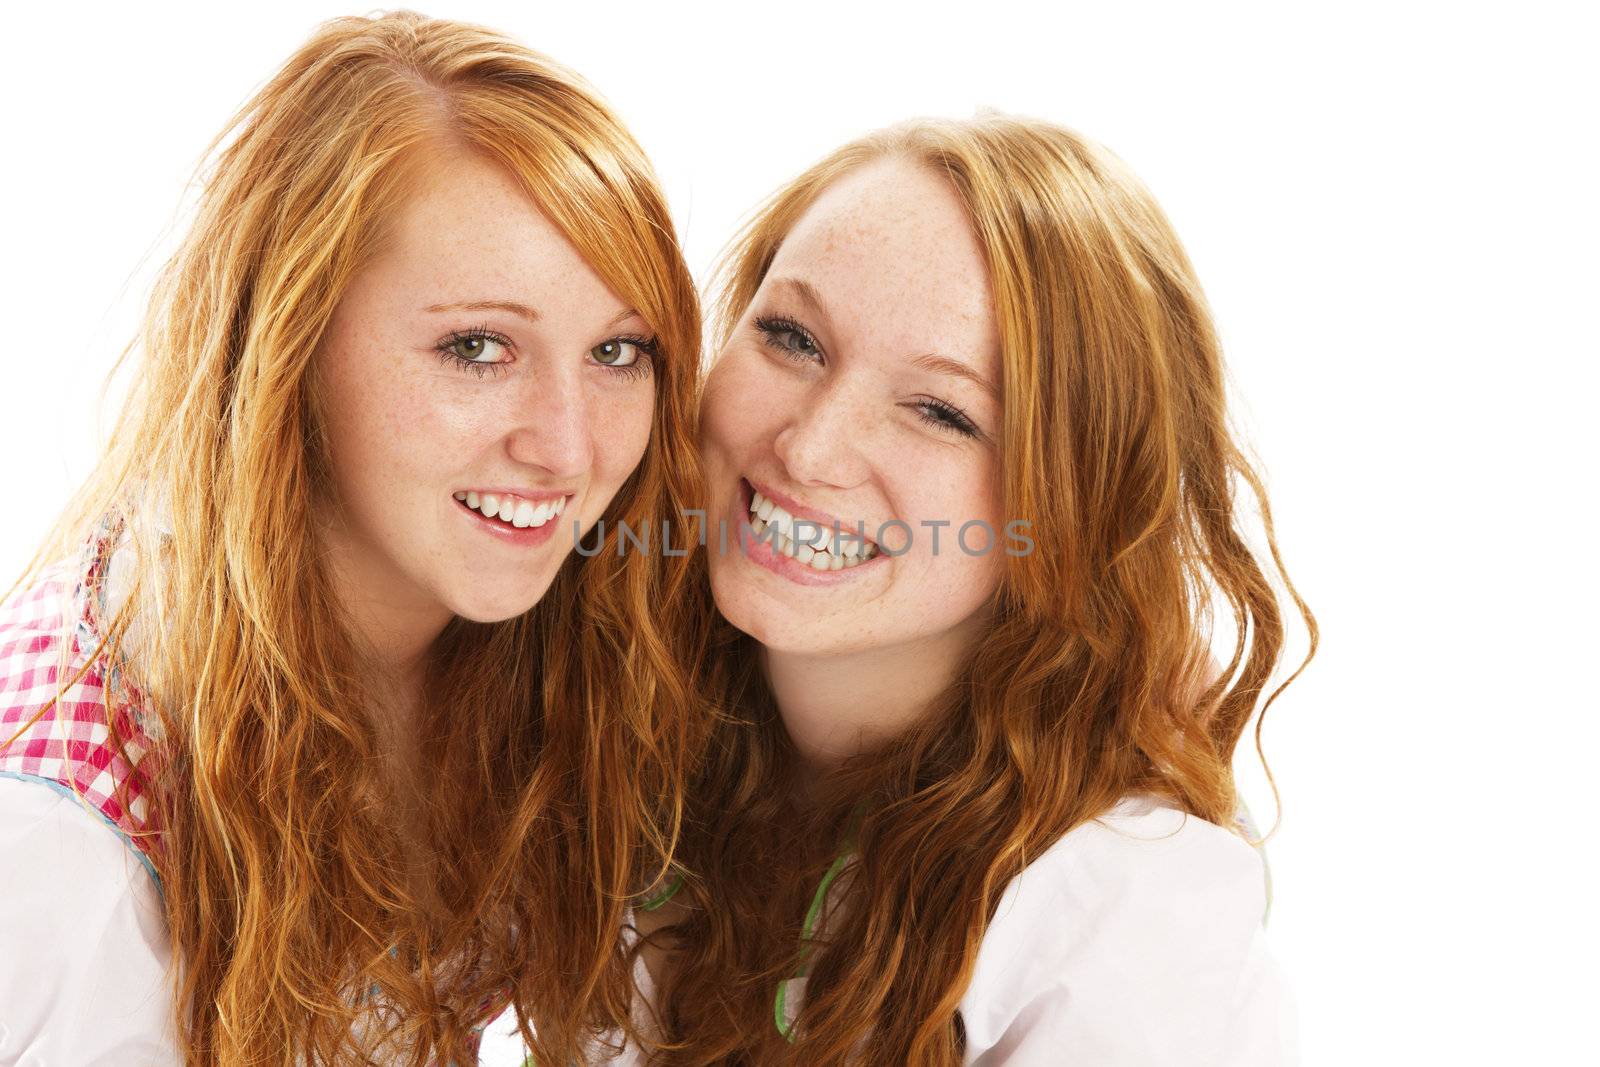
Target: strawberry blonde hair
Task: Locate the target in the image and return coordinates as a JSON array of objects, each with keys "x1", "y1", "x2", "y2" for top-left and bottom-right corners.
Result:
[
  {"x1": 650, "y1": 114, "x2": 1318, "y2": 1064},
  {"x1": 3, "y1": 11, "x2": 706, "y2": 1065}
]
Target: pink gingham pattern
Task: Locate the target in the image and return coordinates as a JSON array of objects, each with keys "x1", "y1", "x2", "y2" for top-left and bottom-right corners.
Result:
[
  {"x1": 0, "y1": 521, "x2": 513, "y2": 1058},
  {"x1": 0, "y1": 523, "x2": 164, "y2": 885}
]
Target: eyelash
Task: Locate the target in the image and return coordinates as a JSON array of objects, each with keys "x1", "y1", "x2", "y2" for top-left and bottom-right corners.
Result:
[
  {"x1": 753, "y1": 315, "x2": 820, "y2": 361},
  {"x1": 752, "y1": 314, "x2": 982, "y2": 440},
  {"x1": 434, "y1": 325, "x2": 660, "y2": 381},
  {"x1": 912, "y1": 396, "x2": 981, "y2": 439}
]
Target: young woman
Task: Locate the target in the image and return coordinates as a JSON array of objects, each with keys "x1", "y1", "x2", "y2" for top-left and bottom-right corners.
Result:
[
  {"x1": 633, "y1": 115, "x2": 1317, "y2": 1064},
  {"x1": 0, "y1": 12, "x2": 706, "y2": 1066}
]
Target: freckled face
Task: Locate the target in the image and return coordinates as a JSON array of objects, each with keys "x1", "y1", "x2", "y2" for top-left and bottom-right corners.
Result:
[
  {"x1": 700, "y1": 156, "x2": 1007, "y2": 657},
  {"x1": 313, "y1": 150, "x2": 659, "y2": 626}
]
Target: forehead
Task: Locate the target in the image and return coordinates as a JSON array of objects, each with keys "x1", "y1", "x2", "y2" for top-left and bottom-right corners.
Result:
[
  {"x1": 394, "y1": 155, "x2": 538, "y2": 251},
  {"x1": 766, "y1": 157, "x2": 997, "y2": 358},
  {"x1": 369, "y1": 152, "x2": 588, "y2": 294}
]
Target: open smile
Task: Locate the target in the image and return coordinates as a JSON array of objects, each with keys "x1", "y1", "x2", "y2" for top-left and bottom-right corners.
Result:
[
  {"x1": 453, "y1": 489, "x2": 570, "y2": 547},
  {"x1": 735, "y1": 477, "x2": 887, "y2": 586}
]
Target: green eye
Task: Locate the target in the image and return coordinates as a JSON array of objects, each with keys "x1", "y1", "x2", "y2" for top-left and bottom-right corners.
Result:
[
  {"x1": 592, "y1": 339, "x2": 639, "y2": 366},
  {"x1": 451, "y1": 335, "x2": 504, "y2": 362},
  {"x1": 436, "y1": 329, "x2": 513, "y2": 378}
]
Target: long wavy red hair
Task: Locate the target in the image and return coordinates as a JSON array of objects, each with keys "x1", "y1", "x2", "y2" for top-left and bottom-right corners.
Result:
[
  {"x1": 3, "y1": 11, "x2": 707, "y2": 1065},
  {"x1": 646, "y1": 114, "x2": 1318, "y2": 1064}
]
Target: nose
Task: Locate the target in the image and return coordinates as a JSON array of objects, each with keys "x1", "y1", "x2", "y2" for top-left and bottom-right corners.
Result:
[
  {"x1": 771, "y1": 378, "x2": 869, "y2": 490},
  {"x1": 502, "y1": 358, "x2": 593, "y2": 480}
]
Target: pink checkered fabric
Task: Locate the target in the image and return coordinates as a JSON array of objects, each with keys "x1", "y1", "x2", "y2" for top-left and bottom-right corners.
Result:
[
  {"x1": 0, "y1": 521, "x2": 514, "y2": 1055},
  {"x1": 0, "y1": 523, "x2": 165, "y2": 882}
]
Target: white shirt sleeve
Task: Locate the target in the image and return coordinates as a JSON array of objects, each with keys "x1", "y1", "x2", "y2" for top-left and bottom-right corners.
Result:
[
  {"x1": 0, "y1": 775, "x2": 180, "y2": 1065},
  {"x1": 959, "y1": 795, "x2": 1297, "y2": 1066}
]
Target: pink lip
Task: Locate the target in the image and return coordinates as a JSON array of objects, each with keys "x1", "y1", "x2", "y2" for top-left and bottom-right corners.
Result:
[
  {"x1": 453, "y1": 495, "x2": 569, "y2": 548},
  {"x1": 729, "y1": 477, "x2": 886, "y2": 587}
]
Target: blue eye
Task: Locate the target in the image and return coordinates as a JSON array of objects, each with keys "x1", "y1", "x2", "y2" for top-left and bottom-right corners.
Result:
[{"x1": 753, "y1": 316, "x2": 822, "y2": 362}]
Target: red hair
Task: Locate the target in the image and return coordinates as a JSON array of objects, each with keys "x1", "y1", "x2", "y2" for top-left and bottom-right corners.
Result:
[
  {"x1": 4, "y1": 12, "x2": 708, "y2": 1064},
  {"x1": 646, "y1": 113, "x2": 1318, "y2": 1064}
]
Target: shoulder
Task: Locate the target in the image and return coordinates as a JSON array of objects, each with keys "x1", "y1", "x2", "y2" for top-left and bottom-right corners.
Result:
[
  {"x1": 0, "y1": 775, "x2": 179, "y2": 1063},
  {"x1": 1018, "y1": 792, "x2": 1267, "y2": 917},
  {"x1": 1, "y1": 529, "x2": 166, "y2": 850},
  {"x1": 1, "y1": 557, "x2": 88, "y2": 762},
  {"x1": 959, "y1": 793, "x2": 1296, "y2": 1066},
  {"x1": 0, "y1": 556, "x2": 75, "y2": 659}
]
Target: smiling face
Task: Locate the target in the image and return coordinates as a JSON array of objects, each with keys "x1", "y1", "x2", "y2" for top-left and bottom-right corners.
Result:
[
  {"x1": 700, "y1": 155, "x2": 1007, "y2": 659},
  {"x1": 313, "y1": 149, "x2": 658, "y2": 637}
]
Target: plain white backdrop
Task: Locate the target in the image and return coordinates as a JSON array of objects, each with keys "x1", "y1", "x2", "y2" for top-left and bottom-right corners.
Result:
[{"x1": 2, "y1": 2, "x2": 1594, "y2": 1062}]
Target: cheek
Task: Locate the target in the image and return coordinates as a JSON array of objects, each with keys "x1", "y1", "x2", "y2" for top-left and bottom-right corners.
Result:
[
  {"x1": 901, "y1": 461, "x2": 1006, "y2": 596},
  {"x1": 591, "y1": 382, "x2": 656, "y2": 487},
  {"x1": 320, "y1": 351, "x2": 414, "y2": 489},
  {"x1": 355, "y1": 377, "x2": 454, "y2": 467},
  {"x1": 701, "y1": 351, "x2": 781, "y2": 466},
  {"x1": 318, "y1": 348, "x2": 486, "y2": 507}
]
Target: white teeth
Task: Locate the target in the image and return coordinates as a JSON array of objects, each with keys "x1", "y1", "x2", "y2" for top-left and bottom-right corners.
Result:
[
  {"x1": 800, "y1": 524, "x2": 830, "y2": 549},
  {"x1": 749, "y1": 517, "x2": 877, "y2": 570},
  {"x1": 769, "y1": 506, "x2": 794, "y2": 541},
  {"x1": 745, "y1": 484, "x2": 882, "y2": 569},
  {"x1": 765, "y1": 507, "x2": 832, "y2": 551},
  {"x1": 459, "y1": 491, "x2": 567, "y2": 529},
  {"x1": 742, "y1": 483, "x2": 883, "y2": 566}
]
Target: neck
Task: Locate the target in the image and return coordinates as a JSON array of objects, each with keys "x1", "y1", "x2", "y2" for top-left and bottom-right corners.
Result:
[
  {"x1": 318, "y1": 528, "x2": 451, "y2": 759},
  {"x1": 761, "y1": 612, "x2": 988, "y2": 787}
]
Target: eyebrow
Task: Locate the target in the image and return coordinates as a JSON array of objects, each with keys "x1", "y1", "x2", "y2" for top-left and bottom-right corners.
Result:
[
  {"x1": 768, "y1": 276, "x2": 832, "y2": 326},
  {"x1": 424, "y1": 300, "x2": 644, "y2": 330},
  {"x1": 769, "y1": 277, "x2": 997, "y2": 399},
  {"x1": 910, "y1": 352, "x2": 1000, "y2": 399},
  {"x1": 424, "y1": 299, "x2": 540, "y2": 324}
]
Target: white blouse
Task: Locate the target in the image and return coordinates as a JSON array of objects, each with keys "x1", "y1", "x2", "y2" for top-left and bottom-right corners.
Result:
[
  {"x1": 0, "y1": 774, "x2": 179, "y2": 1064},
  {"x1": 752, "y1": 790, "x2": 1295, "y2": 1065},
  {"x1": 1, "y1": 779, "x2": 1294, "y2": 1066},
  {"x1": 953, "y1": 791, "x2": 1296, "y2": 1064},
  {"x1": 0, "y1": 773, "x2": 649, "y2": 1067},
  {"x1": 494, "y1": 792, "x2": 1298, "y2": 1065}
]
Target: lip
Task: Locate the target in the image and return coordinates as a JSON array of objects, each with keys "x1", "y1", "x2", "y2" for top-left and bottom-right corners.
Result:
[
  {"x1": 730, "y1": 477, "x2": 887, "y2": 587},
  {"x1": 454, "y1": 492, "x2": 572, "y2": 548}
]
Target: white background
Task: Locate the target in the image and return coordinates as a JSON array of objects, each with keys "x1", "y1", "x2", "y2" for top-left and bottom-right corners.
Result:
[{"x1": 2, "y1": 2, "x2": 1594, "y2": 1063}]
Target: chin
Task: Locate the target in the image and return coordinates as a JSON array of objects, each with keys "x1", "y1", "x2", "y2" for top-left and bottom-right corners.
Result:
[
  {"x1": 450, "y1": 584, "x2": 551, "y2": 625},
  {"x1": 712, "y1": 592, "x2": 818, "y2": 654}
]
